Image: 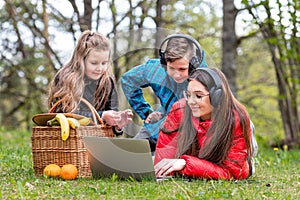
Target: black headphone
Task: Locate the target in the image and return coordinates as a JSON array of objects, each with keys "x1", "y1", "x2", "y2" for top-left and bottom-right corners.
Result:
[
  {"x1": 197, "y1": 68, "x2": 223, "y2": 107},
  {"x1": 159, "y1": 34, "x2": 203, "y2": 75}
]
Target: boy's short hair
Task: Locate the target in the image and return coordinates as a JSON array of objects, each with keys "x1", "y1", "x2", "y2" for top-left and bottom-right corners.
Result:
[{"x1": 164, "y1": 37, "x2": 196, "y2": 63}]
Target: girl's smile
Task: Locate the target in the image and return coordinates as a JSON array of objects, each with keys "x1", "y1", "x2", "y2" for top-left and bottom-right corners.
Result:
[
  {"x1": 186, "y1": 80, "x2": 213, "y2": 120},
  {"x1": 85, "y1": 50, "x2": 110, "y2": 80}
]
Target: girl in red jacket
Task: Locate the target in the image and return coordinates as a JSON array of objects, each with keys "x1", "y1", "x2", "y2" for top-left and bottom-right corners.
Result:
[{"x1": 154, "y1": 68, "x2": 253, "y2": 180}]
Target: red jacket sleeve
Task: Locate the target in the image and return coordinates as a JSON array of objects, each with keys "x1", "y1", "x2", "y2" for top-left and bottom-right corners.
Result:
[
  {"x1": 180, "y1": 114, "x2": 250, "y2": 180},
  {"x1": 154, "y1": 100, "x2": 185, "y2": 165},
  {"x1": 180, "y1": 155, "x2": 231, "y2": 179}
]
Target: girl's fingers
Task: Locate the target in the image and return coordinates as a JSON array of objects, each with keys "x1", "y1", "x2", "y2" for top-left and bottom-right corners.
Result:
[{"x1": 155, "y1": 159, "x2": 173, "y2": 177}]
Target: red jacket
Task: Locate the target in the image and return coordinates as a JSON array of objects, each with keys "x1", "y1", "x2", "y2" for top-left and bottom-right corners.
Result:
[{"x1": 154, "y1": 99, "x2": 250, "y2": 180}]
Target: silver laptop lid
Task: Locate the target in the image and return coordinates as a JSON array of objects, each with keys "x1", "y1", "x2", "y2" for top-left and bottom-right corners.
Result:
[{"x1": 83, "y1": 136, "x2": 155, "y2": 181}]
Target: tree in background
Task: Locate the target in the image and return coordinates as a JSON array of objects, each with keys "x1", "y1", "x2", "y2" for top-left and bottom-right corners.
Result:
[
  {"x1": 0, "y1": 0, "x2": 209, "y2": 129},
  {"x1": 241, "y1": 0, "x2": 300, "y2": 147},
  {"x1": 0, "y1": 0, "x2": 149, "y2": 129},
  {"x1": 1, "y1": 0, "x2": 55, "y2": 130},
  {"x1": 222, "y1": 0, "x2": 239, "y2": 96},
  {"x1": 0, "y1": 0, "x2": 292, "y2": 148}
]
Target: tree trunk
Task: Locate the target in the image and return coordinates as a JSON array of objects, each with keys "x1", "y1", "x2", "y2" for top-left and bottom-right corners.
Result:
[
  {"x1": 222, "y1": 0, "x2": 238, "y2": 96},
  {"x1": 244, "y1": 0, "x2": 300, "y2": 148},
  {"x1": 154, "y1": 0, "x2": 168, "y2": 57},
  {"x1": 271, "y1": 45, "x2": 299, "y2": 148},
  {"x1": 82, "y1": 0, "x2": 93, "y2": 30}
]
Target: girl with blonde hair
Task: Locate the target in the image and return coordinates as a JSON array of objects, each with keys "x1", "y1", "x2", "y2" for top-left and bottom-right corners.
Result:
[{"x1": 48, "y1": 30, "x2": 132, "y2": 135}]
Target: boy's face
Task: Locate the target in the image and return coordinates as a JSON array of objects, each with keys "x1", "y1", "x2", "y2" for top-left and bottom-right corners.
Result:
[{"x1": 166, "y1": 58, "x2": 189, "y2": 83}]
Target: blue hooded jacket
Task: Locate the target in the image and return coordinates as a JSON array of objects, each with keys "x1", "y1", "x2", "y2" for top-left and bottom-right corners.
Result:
[{"x1": 121, "y1": 51, "x2": 208, "y2": 141}]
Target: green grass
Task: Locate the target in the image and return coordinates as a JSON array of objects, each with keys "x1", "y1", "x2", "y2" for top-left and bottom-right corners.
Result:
[{"x1": 0, "y1": 129, "x2": 299, "y2": 200}]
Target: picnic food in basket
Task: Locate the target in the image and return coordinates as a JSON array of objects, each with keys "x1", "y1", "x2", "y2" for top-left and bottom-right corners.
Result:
[
  {"x1": 67, "y1": 117, "x2": 81, "y2": 129},
  {"x1": 35, "y1": 113, "x2": 91, "y2": 141},
  {"x1": 47, "y1": 115, "x2": 91, "y2": 127},
  {"x1": 77, "y1": 117, "x2": 91, "y2": 126},
  {"x1": 54, "y1": 113, "x2": 70, "y2": 141},
  {"x1": 32, "y1": 112, "x2": 86, "y2": 126},
  {"x1": 31, "y1": 98, "x2": 115, "y2": 178}
]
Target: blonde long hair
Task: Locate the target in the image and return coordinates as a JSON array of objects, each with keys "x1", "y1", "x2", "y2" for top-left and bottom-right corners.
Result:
[{"x1": 48, "y1": 30, "x2": 114, "y2": 112}]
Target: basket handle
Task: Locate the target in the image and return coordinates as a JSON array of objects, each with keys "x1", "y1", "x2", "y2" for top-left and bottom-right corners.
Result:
[
  {"x1": 49, "y1": 98, "x2": 105, "y2": 125},
  {"x1": 79, "y1": 98, "x2": 104, "y2": 125}
]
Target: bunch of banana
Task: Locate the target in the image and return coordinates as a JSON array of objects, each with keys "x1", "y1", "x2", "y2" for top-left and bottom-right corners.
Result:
[
  {"x1": 47, "y1": 116, "x2": 91, "y2": 127},
  {"x1": 67, "y1": 117, "x2": 80, "y2": 129},
  {"x1": 47, "y1": 118, "x2": 60, "y2": 126},
  {"x1": 77, "y1": 117, "x2": 91, "y2": 126},
  {"x1": 46, "y1": 115, "x2": 92, "y2": 141}
]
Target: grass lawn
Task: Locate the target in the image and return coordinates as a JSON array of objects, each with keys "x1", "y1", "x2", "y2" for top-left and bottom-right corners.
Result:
[{"x1": 0, "y1": 129, "x2": 299, "y2": 200}]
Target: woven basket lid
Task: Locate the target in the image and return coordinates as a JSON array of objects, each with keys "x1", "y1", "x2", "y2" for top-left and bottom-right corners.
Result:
[{"x1": 32, "y1": 113, "x2": 85, "y2": 126}]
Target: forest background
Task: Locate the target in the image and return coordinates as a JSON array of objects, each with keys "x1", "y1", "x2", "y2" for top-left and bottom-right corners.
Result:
[{"x1": 0, "y1": 0, "x2": 299, "y2": 149}]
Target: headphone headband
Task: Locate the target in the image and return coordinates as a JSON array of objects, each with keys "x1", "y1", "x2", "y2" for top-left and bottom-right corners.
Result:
[
  {"x1": 197, "y1": 68, "x2": 222, "y2": 90},
  {"x1": 195, "y1": 68, "x2": 223, "y2": 107},
  {"x1": 159, "y1": 34, "x2": 202, "y2": 58}
]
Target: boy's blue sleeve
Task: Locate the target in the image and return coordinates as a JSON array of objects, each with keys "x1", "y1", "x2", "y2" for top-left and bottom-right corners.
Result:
[
  {"x1": 199, "y1": 50, "x2": 208, "y2": 68},
  {"x1": 121, "y1": 60, "x2": 155, "y2": 120}
]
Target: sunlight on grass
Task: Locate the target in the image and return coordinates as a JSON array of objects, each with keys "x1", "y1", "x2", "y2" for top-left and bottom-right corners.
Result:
[{"x1": 0, "y1": 130, "x2": 299, "y2": 199}]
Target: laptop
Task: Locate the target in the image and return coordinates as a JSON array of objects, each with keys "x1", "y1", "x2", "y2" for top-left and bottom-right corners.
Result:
[{"x1": 82, "y1": 136, "x2": 157, "y2": 181}]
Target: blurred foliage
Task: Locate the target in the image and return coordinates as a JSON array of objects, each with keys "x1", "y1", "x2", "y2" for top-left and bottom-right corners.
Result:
[
  {"x1": 237, "y1": 37, "x2": 283, "y2": 146},
  {"x1": 240, "y1": 0, "x2": 300, "y2": 147},
  {"x1": 0, "y1": 0, "x2": 297, "y2": 146}
]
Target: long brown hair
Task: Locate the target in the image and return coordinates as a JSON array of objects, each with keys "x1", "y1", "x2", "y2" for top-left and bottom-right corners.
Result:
[
  {"x1": 48, "y1": 30, "x2": 114, "y2": 111},
  {"x1": 176, "y1": 68, "x2": 253, "y2": 165}
]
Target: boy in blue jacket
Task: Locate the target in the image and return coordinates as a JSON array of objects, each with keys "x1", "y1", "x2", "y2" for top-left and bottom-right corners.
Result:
[{"x1": 121, "y1": 33, "x2": 208, "y2": 152}]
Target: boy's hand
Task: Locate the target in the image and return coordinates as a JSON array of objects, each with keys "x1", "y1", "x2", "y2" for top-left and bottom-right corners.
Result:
[{"x1": 145, "y1": 112, "x2": 163, "y2": 124}]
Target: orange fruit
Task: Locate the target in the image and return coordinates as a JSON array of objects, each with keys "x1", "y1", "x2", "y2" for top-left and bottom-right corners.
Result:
[
  {"x1": 60, "y1": 164, "x2": 78, "y2": 180},
  {"x1": 43, "y1": 164, "x2": 61, "y2": 178}
]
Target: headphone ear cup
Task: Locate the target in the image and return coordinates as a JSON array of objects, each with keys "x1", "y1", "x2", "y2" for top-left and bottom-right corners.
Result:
[
  {"x1": 197, "y1": 68, "x2": 223, "y2": 107},
  {"x1": 160, "y1": 51, "x2": 167, "y2": 69},
  {"x1": 209, "y1": 87, "x2": 222, "y2": 107},
  {"x1": 189, "y1": 56, "x2": 200, "y2": 75}
]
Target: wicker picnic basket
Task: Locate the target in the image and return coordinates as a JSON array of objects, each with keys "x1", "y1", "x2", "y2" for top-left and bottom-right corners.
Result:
[{"x1": 31, "y1": 98, "x2": 115, "y2": 178}]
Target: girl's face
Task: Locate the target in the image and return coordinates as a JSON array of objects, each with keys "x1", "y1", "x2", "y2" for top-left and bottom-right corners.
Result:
[
  {"x1": 185, "y1": 80, "x2": 213, "y2": 120},
  {"x1": 167, "y1": 58, "x2": 189, "y2": 83},
  {"x1": 85, "y1": 49, "x2": 110, "y2": 80}
]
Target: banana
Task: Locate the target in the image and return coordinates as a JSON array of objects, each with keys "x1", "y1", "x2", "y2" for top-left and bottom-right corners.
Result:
[
  {"x1": 47, "y1": 118, "x2": 60, "y2": 126},
  {"x1": 77, "y1": 117, "x2": 91, "y2": 126},
  {"x1": 55, "y1": 113, "x2": 70, "y2": 141},
  {"x1": 67, "y1": 117, "x2": 80, "y2": 129}
]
